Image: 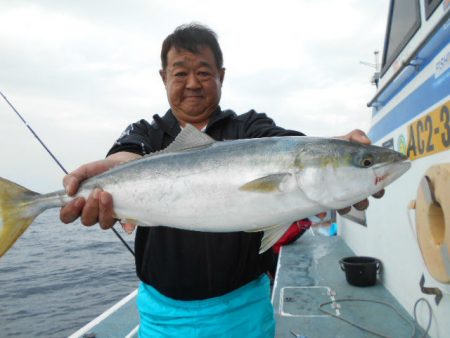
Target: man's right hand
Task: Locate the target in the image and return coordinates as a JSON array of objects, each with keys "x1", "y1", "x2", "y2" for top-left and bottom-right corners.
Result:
[{"x1": 59, "y1": 152, "x2": 142, "y2": 229}]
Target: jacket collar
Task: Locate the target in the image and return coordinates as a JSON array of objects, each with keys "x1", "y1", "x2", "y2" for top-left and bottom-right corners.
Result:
[
  {"x1": 153, "y1": 107, "x2": 234, "y2": 137},
  {"x1": 206, "y1": 107, "x2": 235, "y2": 131},
  {"x1": 152, "y1": 110, "x2": 180, "y2": 138}
]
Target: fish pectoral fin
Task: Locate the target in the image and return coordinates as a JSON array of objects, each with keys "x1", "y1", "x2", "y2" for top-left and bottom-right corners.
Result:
[
  {"x1": 239, "y1": 173, "x2": 291, "y2": 193},
  {"x1": 257, "y1": 223, "x2": 293, "y2": 254}
]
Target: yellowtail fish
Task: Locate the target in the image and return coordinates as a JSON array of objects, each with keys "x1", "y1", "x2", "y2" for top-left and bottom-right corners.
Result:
[{"x1": 0, "y1": 125, "x2": 410, "y2": 256}]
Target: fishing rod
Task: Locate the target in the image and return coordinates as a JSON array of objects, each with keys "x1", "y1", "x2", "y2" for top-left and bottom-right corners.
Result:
[{"x1": 0, "y1": 90, "x2": 135, "y2": 257}]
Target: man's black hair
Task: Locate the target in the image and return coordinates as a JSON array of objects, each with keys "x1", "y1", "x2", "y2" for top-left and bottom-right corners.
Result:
[{"x1": 161, "y1": 23, "x2": 223, "y2": 70}]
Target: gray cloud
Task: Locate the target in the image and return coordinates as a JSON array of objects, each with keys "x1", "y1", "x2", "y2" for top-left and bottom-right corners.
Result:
[{"x1": 0, "y1": 0, "x2": 389, "y2": 191}]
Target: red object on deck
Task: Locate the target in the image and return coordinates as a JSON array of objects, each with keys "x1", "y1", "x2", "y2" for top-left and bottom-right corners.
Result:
[{"x1": 272, "y1": 219, "x2": 312, "y2": 254}]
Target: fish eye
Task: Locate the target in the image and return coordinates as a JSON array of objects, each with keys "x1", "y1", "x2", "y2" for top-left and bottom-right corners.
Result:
[
  {"x1": 353, "y1": 151, "x2": 374, "y2": 168},
  {"x1": 360, "y1": 156, "x2": 373, "y2": 168}
]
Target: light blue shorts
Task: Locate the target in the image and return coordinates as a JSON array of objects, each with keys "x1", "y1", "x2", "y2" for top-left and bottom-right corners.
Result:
[{"x1": 137, "y1": 274, "x2": 275, "y2": 338}]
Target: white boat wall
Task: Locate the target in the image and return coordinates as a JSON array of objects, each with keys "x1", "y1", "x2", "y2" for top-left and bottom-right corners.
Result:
[{"x1": 340, "y1": 0, "x2": 450, "y2": 337}]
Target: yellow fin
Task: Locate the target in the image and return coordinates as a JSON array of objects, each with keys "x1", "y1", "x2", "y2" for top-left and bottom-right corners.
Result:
[
  {"x1": 0, "y1": 178, "x2": 40, "y2": 257},
  {"x1": 239, "y1": 174, "x2": 290, "y2": 193}
]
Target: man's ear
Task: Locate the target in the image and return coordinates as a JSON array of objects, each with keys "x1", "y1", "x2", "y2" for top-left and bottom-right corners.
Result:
[
  {"x1": 159, "y1": 69, "x2": 167, "y2": 85},
  {"x1": 219, "y1": 68, "x2": 225, "y2": 85}
]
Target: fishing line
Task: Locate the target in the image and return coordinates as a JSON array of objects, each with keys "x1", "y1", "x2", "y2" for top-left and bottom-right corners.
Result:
[
  {"x1": 0, "y1": 90, "x2": 67, "y2": 174},
  {"x1": 0, "y1": 90, "x2": 135, "y2": 257}
]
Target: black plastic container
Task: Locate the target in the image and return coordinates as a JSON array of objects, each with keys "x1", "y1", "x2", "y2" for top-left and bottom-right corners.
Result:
[{"x1": 339, "y1": 256, "x2": 381, "y2": 286}]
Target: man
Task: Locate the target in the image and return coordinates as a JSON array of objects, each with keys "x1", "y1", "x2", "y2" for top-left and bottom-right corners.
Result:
[{"x1": 60, "y1": 24, "x2": 382, "y2": 337}]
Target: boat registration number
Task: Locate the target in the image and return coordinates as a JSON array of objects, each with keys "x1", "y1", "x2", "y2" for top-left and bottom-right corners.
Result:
[{"x1": 407, "y1": 101, "x2": 450, "y2": 160}]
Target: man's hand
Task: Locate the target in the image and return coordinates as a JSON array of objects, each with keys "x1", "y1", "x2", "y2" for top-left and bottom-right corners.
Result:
[
  {"x1": 336, "y1": 129, "x2": 385, "y2": 215},
  {"x1": 339, "y1": 129, "x2": 371, "y2": 145},
  {"x1": 60, "y1": 152, "x2": 141, "y2": 229}
]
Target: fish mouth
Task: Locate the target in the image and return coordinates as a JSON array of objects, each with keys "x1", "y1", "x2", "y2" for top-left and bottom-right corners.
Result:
[{"x1": 372, "y1": 161, "x2": 411, "y2": 188}]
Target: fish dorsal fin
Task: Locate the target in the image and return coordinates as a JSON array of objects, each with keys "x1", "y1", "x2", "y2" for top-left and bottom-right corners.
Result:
[
  {"x1": 239, "y1": 173, "x2": 291, "y2": 193},
  {"x1": 164, "y1": 124, "x2": 216, "y2": 153}
]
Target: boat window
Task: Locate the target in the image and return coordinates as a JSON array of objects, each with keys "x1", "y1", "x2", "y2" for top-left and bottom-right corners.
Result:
[
  {"x1": 425, "y1": 0, "x2": 443, "y2": 19},
  {"x1": 381, "y1": 0, "x2": 421, "y2": 74}
]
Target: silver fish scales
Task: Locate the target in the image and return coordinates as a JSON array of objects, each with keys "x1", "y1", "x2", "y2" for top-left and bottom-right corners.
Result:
[{"x1": 0, "y1": 125, "x2": 410, "y2": 256}]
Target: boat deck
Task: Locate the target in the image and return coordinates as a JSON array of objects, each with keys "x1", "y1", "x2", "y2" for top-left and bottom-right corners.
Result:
[
  {"x1": 272, "y1": 232, "x2": 427, "y2": 338},
  {"x1": 69, "y1": 289, "x2": 139, "y2": 338},
  {"x1": 71, "y1": 232, "x2": 427, "y2": 338}
]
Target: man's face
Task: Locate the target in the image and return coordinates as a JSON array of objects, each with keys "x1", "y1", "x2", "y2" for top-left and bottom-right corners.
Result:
[{"x1": 160, "y1": 46, "x2": 225, "y2": 126}]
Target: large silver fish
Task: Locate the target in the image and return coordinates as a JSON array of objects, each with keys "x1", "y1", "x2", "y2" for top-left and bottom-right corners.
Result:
[{"x1": 0, "y1": 125, "x2": 410, "y2": 257}]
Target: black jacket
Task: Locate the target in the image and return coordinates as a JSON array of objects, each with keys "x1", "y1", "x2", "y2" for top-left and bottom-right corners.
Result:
[{"x1": 107, "y1": 107, "x2": 304, "y2": 300}]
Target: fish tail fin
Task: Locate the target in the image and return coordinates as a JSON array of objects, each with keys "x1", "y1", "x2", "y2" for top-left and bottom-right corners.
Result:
[{"x1": 0, "y1": 177, "x2": 41, "y2": 257}]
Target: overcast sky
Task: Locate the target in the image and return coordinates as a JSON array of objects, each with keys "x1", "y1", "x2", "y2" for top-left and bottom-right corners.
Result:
[{"x1": 0, "y1": 0, "x2": 389, "y2": 192}]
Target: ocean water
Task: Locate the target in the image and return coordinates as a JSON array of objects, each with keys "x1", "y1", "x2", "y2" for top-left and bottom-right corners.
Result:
[{"x1": 0, "y1": 209, "x2": 139, "y2": 337}]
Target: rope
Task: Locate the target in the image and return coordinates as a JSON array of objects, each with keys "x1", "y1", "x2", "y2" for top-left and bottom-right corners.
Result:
[
  {"x1": 413, "y1": 298, "x2": 432, "y2": 338},
  {"x1": 318, "y1": 298, "x2": 417, "y2": 338}
]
